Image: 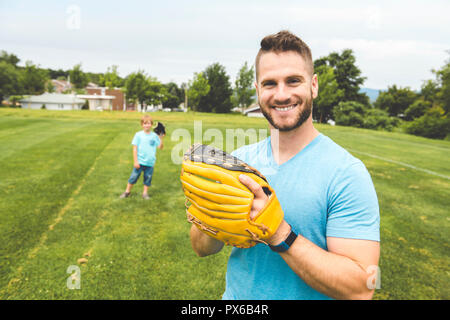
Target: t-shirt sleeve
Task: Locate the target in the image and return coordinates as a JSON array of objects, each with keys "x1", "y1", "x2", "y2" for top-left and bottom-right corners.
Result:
[
  {"x1": 131, "y1": 132, "x2": 140, "y2": 146},
  {"x1": 326, "y1": 161, "x2": 380, "y2": 242}
]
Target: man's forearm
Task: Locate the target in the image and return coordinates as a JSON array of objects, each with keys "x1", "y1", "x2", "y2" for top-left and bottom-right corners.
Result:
[{"x1": 279, "y1": 234, "x2": 375, "y2": 300}]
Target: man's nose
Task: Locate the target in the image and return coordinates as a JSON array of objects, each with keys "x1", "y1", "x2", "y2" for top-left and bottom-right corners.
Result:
[{"x1": 273, "y1": 83, "x2": 291, "y2": 105}]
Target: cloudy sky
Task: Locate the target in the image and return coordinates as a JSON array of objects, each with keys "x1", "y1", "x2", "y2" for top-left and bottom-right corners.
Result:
[{"x1": 1, "y1": 0, "x2": 449, "y2": 90}]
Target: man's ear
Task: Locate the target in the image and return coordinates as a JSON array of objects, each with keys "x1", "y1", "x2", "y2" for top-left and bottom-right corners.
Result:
[
  {"x1": 311, "y1": 74, "x2": 318, "y2": 99},
  {"x1": 254, "y1": 81, "x2": 259, "y2": 98}
]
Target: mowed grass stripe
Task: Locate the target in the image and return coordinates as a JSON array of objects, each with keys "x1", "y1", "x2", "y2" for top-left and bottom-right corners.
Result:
[
  {"x1": 320, "y1": 127, "x2": 450, "y2": 176},
  {"x1": 0, "y1": 118, "x2": 91, "y2": 163},
  {"x1": 348, "y1": 148, "x2": 450, "y2": 180},
  {"x1": 0, "y1": 121, "x2": 120, "y2": 289},
  {"x1": 0, "y1": 117, "x2": 54, "y2": 136},
  {"x1": 0, "y1": 127, "x2": 126, "y2": 299}
]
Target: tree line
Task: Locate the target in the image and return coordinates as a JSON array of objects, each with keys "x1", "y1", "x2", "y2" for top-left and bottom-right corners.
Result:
[
  {"x1": 313, "y1": 49, "x2": 449, "y2": 140},
  {"x1": 1, "y1": 49, "x2": 448, "y2": 139},
  {"x1": 0, "y1": 50, "x2": 255, "y2": 114}
]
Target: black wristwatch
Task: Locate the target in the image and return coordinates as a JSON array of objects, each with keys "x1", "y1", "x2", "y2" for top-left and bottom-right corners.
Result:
[{"x1": 268, "y1": 227, "x2": 298, "y2": 253}]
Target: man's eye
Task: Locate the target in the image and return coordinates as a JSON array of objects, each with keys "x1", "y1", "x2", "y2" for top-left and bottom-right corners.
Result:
[
  {"x1": 263, "y1": 82, "x2": 276, "y2": 87},
  {"x1": 288, "y1": 78, "x2": 301, "y2": 84}
]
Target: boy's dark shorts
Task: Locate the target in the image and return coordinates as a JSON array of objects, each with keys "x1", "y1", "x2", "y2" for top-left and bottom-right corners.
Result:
[{"x1": 128, "y1": 165, "x2": 154, "y2": 186}]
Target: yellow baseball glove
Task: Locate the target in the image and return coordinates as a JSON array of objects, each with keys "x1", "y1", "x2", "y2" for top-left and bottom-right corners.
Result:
[{"x1": 180, "y1": 143, "x2": 284, "y2": 248}]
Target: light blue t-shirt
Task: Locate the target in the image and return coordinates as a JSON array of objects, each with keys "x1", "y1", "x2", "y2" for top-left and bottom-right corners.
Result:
[
  {"x1": 131, "y1": 130, "x2": 160, "y2": 167},
  {"x1": 222, "y1": 133, "x2": 380, "y2": 300}
]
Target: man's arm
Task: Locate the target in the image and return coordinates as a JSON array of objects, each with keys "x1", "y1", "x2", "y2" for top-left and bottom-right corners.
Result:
[
  {"x1": 190, "y1": 224, "x2": 224, "y2": 257},
  {"x1": 240, "y1": 174, "x2": 380, "y2": 300},
  {"x1": 274, "y1": 223, "x2": 379, "y2": 299}
]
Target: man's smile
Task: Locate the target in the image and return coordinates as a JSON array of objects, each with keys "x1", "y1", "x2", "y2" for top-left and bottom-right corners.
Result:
[{"x1": 272, "y1": 103, "x2": 298, "y2": 112}]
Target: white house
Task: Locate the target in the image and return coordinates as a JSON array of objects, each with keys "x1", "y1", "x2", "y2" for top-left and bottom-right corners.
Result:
[
  {"x1": 77, "y1": 93, "x2": 115, "y2": 111},
  {"x1": 20, "y1": 93, "x2": 86, "y2": 110},
  {"x1": 243, "y1": 103, "x2": 264, "y2": 117}
]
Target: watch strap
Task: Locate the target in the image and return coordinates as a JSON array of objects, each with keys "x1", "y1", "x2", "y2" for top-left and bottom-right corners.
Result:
[{"x1": 268, "y1": 228, "x2": 297, "y2": 253}]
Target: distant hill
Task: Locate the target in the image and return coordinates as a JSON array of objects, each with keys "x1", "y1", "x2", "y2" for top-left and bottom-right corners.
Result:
[{"x1": 360, "y1": 88, "x2": 383, "y2": 102}]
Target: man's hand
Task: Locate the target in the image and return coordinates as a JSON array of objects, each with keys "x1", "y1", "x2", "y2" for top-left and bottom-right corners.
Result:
[
  {"x1": 190, "y1": 224, "x2": 224, "y2": 257},
  {"x1": 238, "y1": 174, "x2": 291, "y2": 246},
  {"x1": 134, "y1": 161, "x2": 140, "y2": 169},
  {"x1": 238, "y1": 174, "x2": 269, "y2": 220}
]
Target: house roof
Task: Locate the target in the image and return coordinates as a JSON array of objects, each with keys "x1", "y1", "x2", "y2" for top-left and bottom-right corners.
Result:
[
  {"x1": 86, "y1": 82, "x2": 100, "y2": 88},
  {"x1": 77, "y1": 94, "x2": 115, "y2": 100},
  {"x1": 51, "y1": 79, "x2": 71, "y2": 87},
  {"x1": 20, "y1": 93, "x2": 86, "y2": 104},
  {"x1": 243, "y1": 103, "x2": 262, "y2": 114}
]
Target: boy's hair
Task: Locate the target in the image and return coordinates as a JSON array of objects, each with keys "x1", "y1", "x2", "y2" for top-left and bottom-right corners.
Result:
[
  {"x1": 255, "y1": 30, "x2": 314, "y2": 80},
  {"x1": 140, "y1": 115, "x2": 153, "y2": 125}
]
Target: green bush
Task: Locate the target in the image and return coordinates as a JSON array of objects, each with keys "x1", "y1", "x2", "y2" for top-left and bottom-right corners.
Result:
[
  {"x1": 404, "y1": 99, "x2": 432, "y2": 121},
  {"x1": 405, "y1": 107, "x2": 450, "y2": 139},
  {"x1": 334, "y1": 101, "x2": 400, "y2": 131},
  {"x1": 334, "y1": 101, "x2": 366, "y2": 127},
  {"x1": 364, "y1": 108, "x2": 400, "y2": 131}
]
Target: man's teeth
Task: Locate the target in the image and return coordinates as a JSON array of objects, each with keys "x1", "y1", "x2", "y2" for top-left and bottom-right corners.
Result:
[{"x1": 274, "y1": 104, "x2": 296, "y2": 111}]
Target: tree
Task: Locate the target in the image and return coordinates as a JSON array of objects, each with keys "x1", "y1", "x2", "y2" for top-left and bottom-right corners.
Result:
[
  {"x1": 69, "y1": 63, "x2": 88, "y2": 89},
  {"x1": 144, "y1": 77, "x2": 166, "y2": 108},
  {"x1": 100, "y1": 65, "x2": 123, "y2": 89},
  {"x1": 313, "y1": 65, "x2": 343, "y2": 123},
  {"x1": 125, "y1": 71, "x2": 166, "y2": 110},
  {"x1": 233, "y1": 61, "x2": 255, "y2": 110},
  {"x1": 403, "y1": 54, "x2": 450, "y2": 139},
  {"x1": 21, "y1": 61, "x2": 49, "y2": 95},
  {"x1": 188, "y1": 72, "x2": 210, "y2": 111},
  {"x1": 125, "y1": 71, "x2": 149, "y2": 108},
  {"x1": 434, "y1": 54, "x2": 450, "y2": 114},
  {"x1": 0, "y1": 61, "x2": 23, "y2": 103},
  {"x1": 0, "y1": 50, "x2": 20, "y2": 67},
  {"x1": 198, "y1": 63, "x2": 233, "y2": 113},
  {"x1": 420, "y1": 79, "x2": 439, "y2": 104},
  {"x1": 374, "y1": 85, "x2": 417, "y2": 117},
  {"x1": 314, "y1": 49, "x2": 368, "y2": 105},
  {"x1": 162, "y1": 82, "x2": 184, "y2": 109},
  {"x1": 47, "y1": 68, "x2": 69, "y2": 80},
  {"x1": 46, "y1": 80, "x2": 55, "y2": 93}
]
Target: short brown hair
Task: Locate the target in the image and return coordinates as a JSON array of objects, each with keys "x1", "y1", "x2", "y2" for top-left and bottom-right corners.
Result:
[
  {"x1": 140, "y1": 115, "x2": 153, "y2": 125},
  {"x1": 255, "y1": 30, "x2": 313, "y2": 80}
]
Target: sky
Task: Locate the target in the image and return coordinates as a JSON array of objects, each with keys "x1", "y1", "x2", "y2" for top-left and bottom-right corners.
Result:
[{"x1": 1, "y1": 0, "x2": 449, "y2": 91}]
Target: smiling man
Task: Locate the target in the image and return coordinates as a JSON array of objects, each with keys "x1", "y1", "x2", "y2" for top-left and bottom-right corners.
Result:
[{"x1": 189, "y1": 30, "x2": 380, "y2": 300}]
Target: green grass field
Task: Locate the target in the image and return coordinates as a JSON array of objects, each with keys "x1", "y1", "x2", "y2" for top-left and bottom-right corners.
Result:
[{"x1": 0, "y1": 108, "x2": 449, "y2": 300}]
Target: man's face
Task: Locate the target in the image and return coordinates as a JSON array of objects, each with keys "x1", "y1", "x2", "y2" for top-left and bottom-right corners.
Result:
[{"x1": 255, "y1": 51, "x2": 318, "y2": 132}]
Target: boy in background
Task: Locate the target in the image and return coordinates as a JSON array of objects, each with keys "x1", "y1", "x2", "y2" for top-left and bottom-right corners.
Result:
[{"x1": 120, "y1": 115, "x2": 164, "y2": 199}]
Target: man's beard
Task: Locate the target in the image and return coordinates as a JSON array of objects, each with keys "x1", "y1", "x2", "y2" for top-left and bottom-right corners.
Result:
[{"x1": 259, "y1": 91, "x2": 313, "y2": 132}]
